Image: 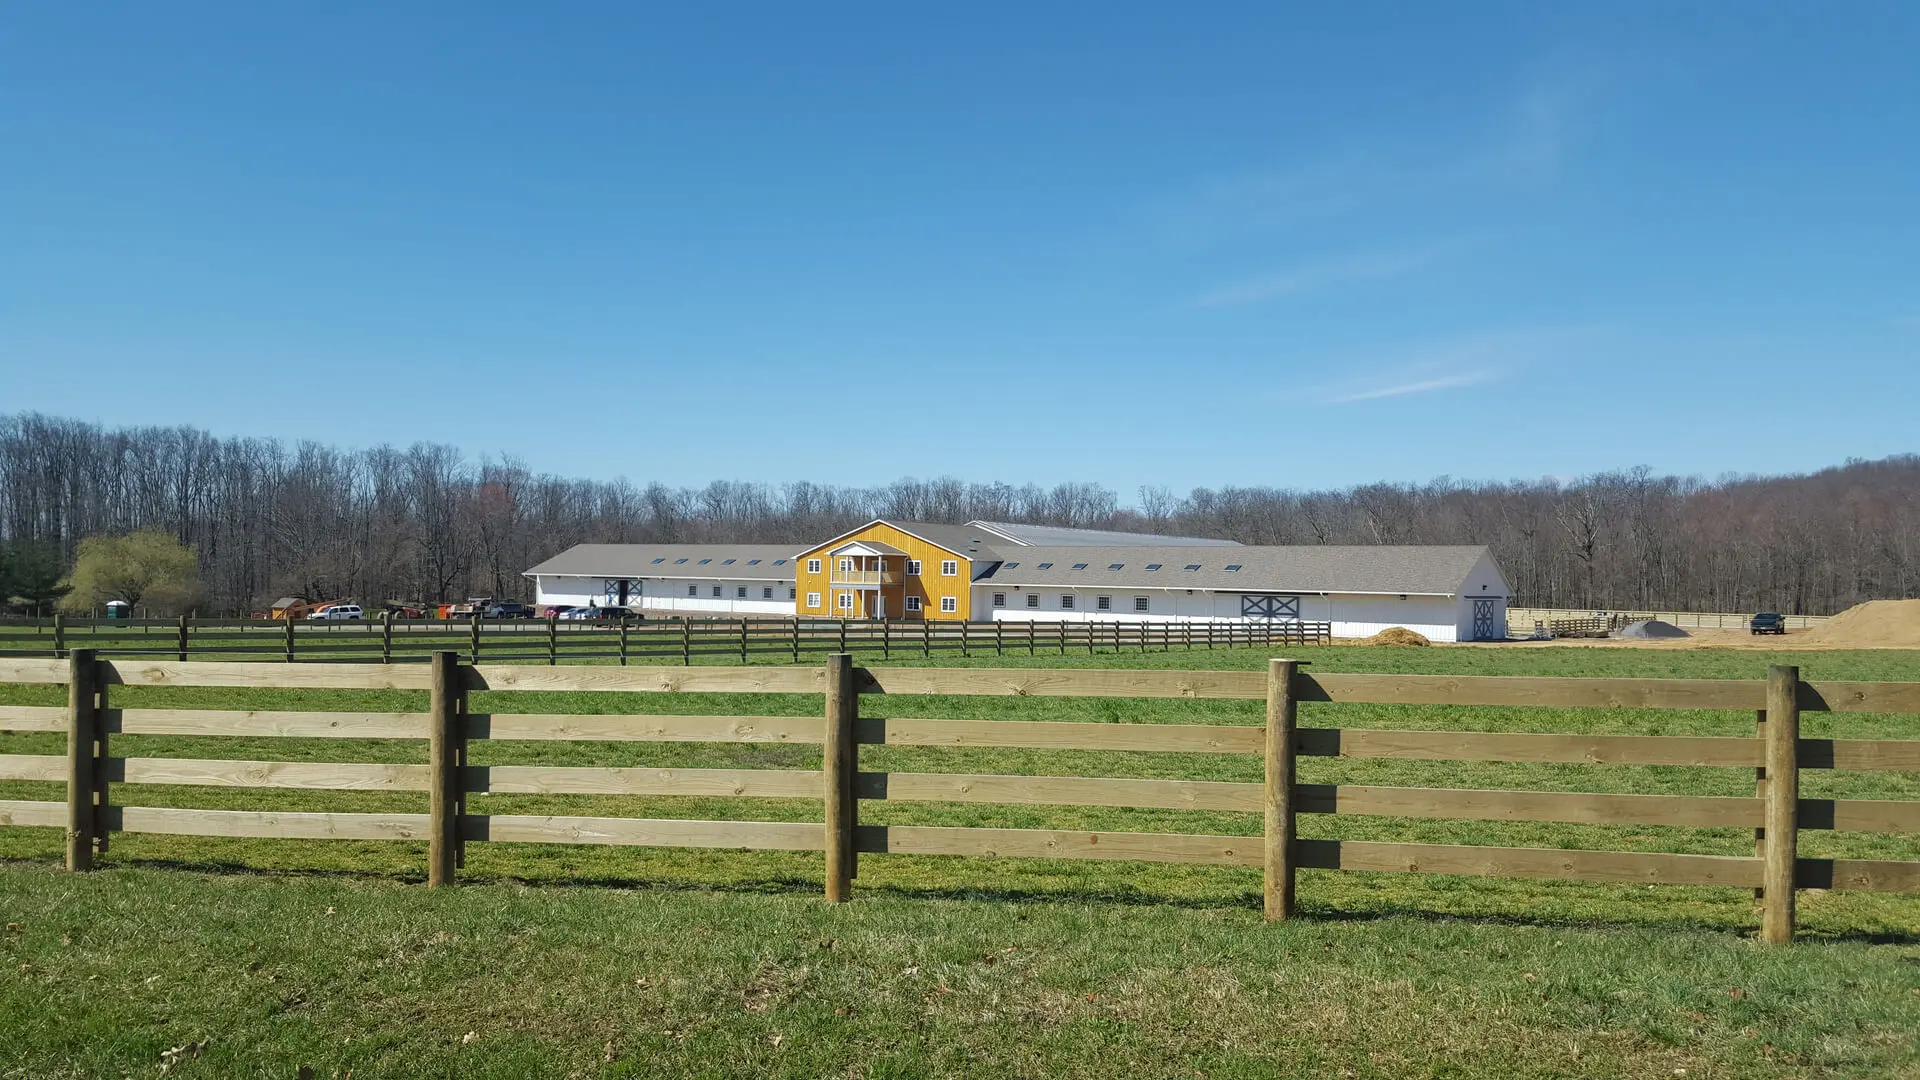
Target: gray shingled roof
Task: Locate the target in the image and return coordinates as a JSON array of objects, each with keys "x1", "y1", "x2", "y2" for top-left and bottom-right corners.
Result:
[
  {"x1": 851, "y1": 522, "x2": 1007, "y2": 561},
  {"x1": 976, "y1": 545, "x2": 1491, "y2": 595},
  {"x1": 523, "y1": 544, "x2": 800, "y2": 581},
  {"x1": 967, "y1": 521, "x2": 1241, "y2": 548}
]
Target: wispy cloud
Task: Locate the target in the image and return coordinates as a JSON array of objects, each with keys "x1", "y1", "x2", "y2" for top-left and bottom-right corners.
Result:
[
  {"x1": 1197, "y1": 248, "x2": 1439, "y2": 308},
  {"x1": 1315, "y1": 325, "x2": 1608, "y2": 406},
  {"x1": 1328, "y1": 371, "x2": 1494, "y2": 403},
  {"x1": 1143, "y1": 68, "x2": 1601, "y2": 247}
]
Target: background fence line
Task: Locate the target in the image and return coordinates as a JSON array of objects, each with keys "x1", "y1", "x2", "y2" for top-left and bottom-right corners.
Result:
[
  {"x1": 0, "y1": 614, "x2": 1332, "y2": 664},
  {"x1": 2, "y1": 655, "x2": 1916, "y2": 942},
  {"x1": 1507, "y1": 606, "x2": 1829, "y2": 632}
]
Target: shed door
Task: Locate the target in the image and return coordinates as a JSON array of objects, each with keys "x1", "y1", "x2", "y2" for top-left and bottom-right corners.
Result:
[{"x1": 1472, "y1": 598, "x2": 1500, "y2": 641}]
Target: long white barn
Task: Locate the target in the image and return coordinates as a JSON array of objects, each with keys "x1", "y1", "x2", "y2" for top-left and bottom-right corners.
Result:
[{"x1": 523, "y1": 519, "x2": 1512, "y2": 641}]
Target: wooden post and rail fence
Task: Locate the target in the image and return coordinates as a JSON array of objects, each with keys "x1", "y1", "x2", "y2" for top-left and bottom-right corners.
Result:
[
  {"x1": 2, "y1": 656, "x2": 1917, "y2": 942},
  {"x1": 0, "y1": 614, "x2": 1332, "y2": 665}
]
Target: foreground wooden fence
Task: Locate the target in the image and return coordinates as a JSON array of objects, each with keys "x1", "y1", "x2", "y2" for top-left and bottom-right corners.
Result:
[
  {"x1": 0, "y1": 615, "x2": 1332, "y2": 664},
  {"x1": 1, "y1": 655, "x2": 1916, "y2": 942}
]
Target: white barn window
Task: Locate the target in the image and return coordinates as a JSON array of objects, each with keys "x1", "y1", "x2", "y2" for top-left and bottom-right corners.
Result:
[
  {"x1": 940, "y1": 596, "x2": 957, "y2": 613},
  {"x1": 806, "y1": 592, "x2": 821, "y2": 609},
  {"x1": 905, "y1": 596, "x2": 921, "y2": 612}
]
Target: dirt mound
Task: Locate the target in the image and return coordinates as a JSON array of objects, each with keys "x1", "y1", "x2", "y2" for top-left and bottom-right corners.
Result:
[
  {"x1": 1802, "y1": 599, "x2": 1920, "y2": 647},
  {"x1": 1614, "y1": 619, "x2": 1690, "y2": 639},
  {"x1": 1362, "y1": 627, "x2": 1431, "y2": 647}
]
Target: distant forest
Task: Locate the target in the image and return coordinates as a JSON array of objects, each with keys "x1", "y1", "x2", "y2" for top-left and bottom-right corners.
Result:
[{"x1": 2, "y1": 412, "x2": 1916, "y2": 616}]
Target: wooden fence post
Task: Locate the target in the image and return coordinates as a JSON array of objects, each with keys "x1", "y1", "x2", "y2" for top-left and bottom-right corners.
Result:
[
  {"x1": 548, "y1": 613, "x2": 559, "y2": 666},
  {"x1": 839, "y1": 619, "x2": 848, "y2": 654},
  {"x1": 428, "y1": 651, "x2": 466, "y2": 886},
  {"x1": 1761, "y1": 664, "x2": 1800, "y2": 943},
  {"x1": 284, "y1": 616, "x2": 296, "y2": 662},
  {"x1": 619, "y1": 615, "x2": 630, "y2": 666},
  {"x1": 175, "y1": 614, "x2": 188, "y2": 661},
  {"x1": 52, "y1": 613, "x2": 66, "y2": 659},
  {"x1": 682, "y1": 619, "x2": 691, "y2": 666},
  {"x1": 1264, "y1": 657, "x2": 1298, "y2": 920},
  {"x1": 923, "y1": 619, "x2": 932, "y2": 658},
  {"x1": 741, "y1": 618, "x2": 749, "y2": 664},
  {"x1": 823, "y1": 653, "x2": 858, "y2": 902},
  {"x1": 382, "y1": 610, "x2": 394, "y2": 664},
  {"x1": 468, "y1": 613, "x2": 481, "y2": 665},
  {"x1": 66, "y1": 649, "x2": 105, "y2": 871}
]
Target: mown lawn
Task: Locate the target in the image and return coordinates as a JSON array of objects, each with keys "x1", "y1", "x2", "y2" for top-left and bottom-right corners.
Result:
[{"x1": 2, "y1": 643, "x2": 1917, "y2": 1077}]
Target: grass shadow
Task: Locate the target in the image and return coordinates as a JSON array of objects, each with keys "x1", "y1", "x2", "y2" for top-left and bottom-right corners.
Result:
[{"x1": 25, "y1": 851, "x2": 1917, "y2": 944}]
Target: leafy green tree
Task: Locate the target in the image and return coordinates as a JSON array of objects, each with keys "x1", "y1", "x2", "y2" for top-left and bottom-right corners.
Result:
[
  {"x1": 0, "y1": 541, "x2": 68, "y2": 615},
  {"x1": 58, "y1": 531, "x2": 203, "y2": 616}
]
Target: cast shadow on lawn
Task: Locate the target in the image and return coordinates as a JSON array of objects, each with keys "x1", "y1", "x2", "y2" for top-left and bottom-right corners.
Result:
[{"x1": 38, "y1": 852, "x2": 1917, "y2": 945}]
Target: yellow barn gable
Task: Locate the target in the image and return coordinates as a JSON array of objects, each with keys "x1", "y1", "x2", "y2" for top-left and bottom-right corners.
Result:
[{"x1": 794, "y1": 521, "x2": 977, "y2": 621}]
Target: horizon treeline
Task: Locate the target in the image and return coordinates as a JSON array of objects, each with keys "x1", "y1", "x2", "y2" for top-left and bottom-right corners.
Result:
[{"x1": 1, "y1": 412, "x2": 1916, "y2": 616}]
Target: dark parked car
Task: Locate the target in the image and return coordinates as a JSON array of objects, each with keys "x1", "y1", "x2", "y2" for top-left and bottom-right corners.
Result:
[
  {"x1": 485, "y1": 602, "x2": 537, "y2": 620},
  {"x1": 1750, "y1": 612, "x2": 1788, "y2": 635}
]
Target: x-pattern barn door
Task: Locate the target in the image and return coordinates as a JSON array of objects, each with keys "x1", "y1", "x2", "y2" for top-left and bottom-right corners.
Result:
[
  {"x1": 1472, "y1": 598, "x2": 1501, "y2": 641},
  {"x1": 1241, "y1": 595, "x2": 1301, "y2": 620}
]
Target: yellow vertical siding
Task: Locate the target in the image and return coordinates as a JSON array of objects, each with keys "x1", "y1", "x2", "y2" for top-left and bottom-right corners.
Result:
[{"x1": 794, "y1": 522, "x2": 974, "y2": 621}]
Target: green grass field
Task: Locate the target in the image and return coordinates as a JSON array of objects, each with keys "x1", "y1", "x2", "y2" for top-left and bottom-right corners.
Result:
[{"x1": 3, "y1": 643, "x2": 1918, "y2": 1077}]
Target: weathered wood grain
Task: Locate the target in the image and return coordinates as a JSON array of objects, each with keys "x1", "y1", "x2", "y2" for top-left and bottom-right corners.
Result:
[
  {"x1": 865, "y1": 772, "x2": 1261, "y2": 811},
  {"x1": 103, "y1": 661, "x2": 432, "y2": 691},
  {"x1": 471, "y1": 712, "x2": 825, "y2": 744},
  {"x1": 1295, "y1": 728, "x2": 1761, "y2": 766},
  {"x1": 1798, "y1": 858, "x2": 1920, "y2": 892},
  {"x1": 1295, "y1": 784, "x2": 1762, "y2": 827},
  {"x1": 462, "y1": 814, "x2": 824, "y2": 850},
  {"x1": 0, "y1": 658, "x2": 68, "y2": 685},
  {"x1": 467, "y1": 665, "x2": 823, "y2": 694},
  {"x1": 113, "y1": 709, "x2": 428, "y2": 739},
  {"x1": 1798, "y1": 681, "x2": 1920, "y2": 714},
  {"x1": 470, "y1": 765, "x2": 821, "y2": 798},
  {"x1": 856, "y1": 667, "x2": 1267, "y2": 700},
  {"x1": 1301, "y1": 673, "x2": 1765, "y2": 710},
  {"x1": 0, "y1": 705, "x2": 65, "y2": 732},
  {"x1": 859, "y1": 824, "x2": 1261, "y2": 866},
  {"x1": 866, "y1": 717, "x2": 1261, "y2": 753},
  {"x1": 114, "y1": 757, "x2": 429, "y2": 791},
  {"x1": 0, "y1": 754, "x2": 64, "y2": 782},
  {"x1": 0, "y1": 799, "x2": 66, "y2": 827},
  {"x1": 113, "y1": 806, "x2": 432, "y2": 840},
  {"x1": 1293, "y1": 839, "x2": 1763, "y2": 887},
  {"x1": 1801, "y1": 799, "x2": 1920, "y2": 834}
]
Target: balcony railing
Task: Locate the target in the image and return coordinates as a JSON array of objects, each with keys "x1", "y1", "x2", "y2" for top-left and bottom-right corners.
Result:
[{"x1": 830, "y1": 570, "x2": 902, "y2": 586}]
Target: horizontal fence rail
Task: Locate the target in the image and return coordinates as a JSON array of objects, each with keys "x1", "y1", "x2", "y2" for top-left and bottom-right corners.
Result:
[
  {"x1": 2, "y1": 654, "x2": 1917, "y2": 941},
  {"x1": 0, "y1": 614, "x2": 1332, "y2": 664}
]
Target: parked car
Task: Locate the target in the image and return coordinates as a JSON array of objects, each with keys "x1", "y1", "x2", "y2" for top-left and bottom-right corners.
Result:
[
  {"x1": 484, "y1": 602, "x2": 537, "y2": 620},
  {"x1": 541, "y1": 605, "x2": 575, "y2": 619},
  {"x1": 1750, "y1": 612, "x2": 1788, "y2": 635},
  {"x1": 562, "y1": 606, "x2": 638, "y2": 622},
  {"x1": 384, "y1": 604, "x2": 425, "y2": 619},
  {"x1": 308, "y1": 604, "x2": 365, "y2": 621}
]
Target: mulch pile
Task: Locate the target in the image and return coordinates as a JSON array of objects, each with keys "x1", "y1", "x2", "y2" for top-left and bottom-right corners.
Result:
[{"x1": 1361, "y1": 627, "x2": 1432, "y2": 646}]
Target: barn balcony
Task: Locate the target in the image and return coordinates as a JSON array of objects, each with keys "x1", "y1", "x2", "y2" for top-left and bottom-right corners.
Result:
[
  {"x1": 831, "y1": 568, "x2": 902, "y2": 587},
  {"x1": 828, "y1": 540, "x2": 908, "y2": 588}
]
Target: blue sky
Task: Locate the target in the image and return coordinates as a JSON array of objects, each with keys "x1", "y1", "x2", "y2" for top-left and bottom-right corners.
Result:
[{"x1": 3, "y1": 3, "x2": 1916, "y2": 495}]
